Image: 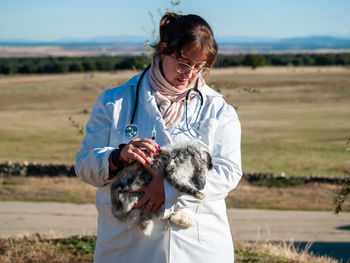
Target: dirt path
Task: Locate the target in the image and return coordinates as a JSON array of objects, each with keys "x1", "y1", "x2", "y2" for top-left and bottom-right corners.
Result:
[
  {"x1": 227, "y1": 209, "x2": 350, "y2": 242},
  {"x1": 0, "y1": 201, "x2": 349, "y2": 242},
  {"x1": 0, "y1": 201, "x2": 97, "y2": 237},
  {"x1": 1, "y1": 201, "x2": 349, "y2": 261}
]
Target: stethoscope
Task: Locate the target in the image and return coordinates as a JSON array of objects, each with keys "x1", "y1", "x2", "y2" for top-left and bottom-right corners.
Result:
[{"x1": 124, "y1": 64, "x2": 204, "y2": 139}]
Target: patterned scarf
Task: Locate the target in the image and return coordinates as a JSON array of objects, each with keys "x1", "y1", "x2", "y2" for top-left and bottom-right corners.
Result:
[{"x1": 148, "y1": 56, "x2": 205, "y2": 128}]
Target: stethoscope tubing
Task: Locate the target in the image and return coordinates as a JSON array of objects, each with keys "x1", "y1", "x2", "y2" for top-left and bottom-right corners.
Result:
[
  {"x1": 131, "y1": 64, "x2": 152, "y2": 124},
  {"x1": 129, "y1": 63, "x2": 204, "y2": 137}
]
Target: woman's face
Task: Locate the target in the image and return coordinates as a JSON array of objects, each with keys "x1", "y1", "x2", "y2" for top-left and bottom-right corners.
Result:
[{"x1": 161, "y1": 46, "x2": 207, "y2": 90}]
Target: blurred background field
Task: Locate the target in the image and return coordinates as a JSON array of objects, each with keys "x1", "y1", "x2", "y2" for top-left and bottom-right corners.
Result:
[
  {"x1": 1, "y1": 176, "x2": 349, "y2": 211},
  {"x1": 0, "y1": 66, "x2": 349, "y2": 178}
]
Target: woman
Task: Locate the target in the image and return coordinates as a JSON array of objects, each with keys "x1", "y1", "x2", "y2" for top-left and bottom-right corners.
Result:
[{"x1": 75, "y1": 12, "x2": 242, "y2": 263}]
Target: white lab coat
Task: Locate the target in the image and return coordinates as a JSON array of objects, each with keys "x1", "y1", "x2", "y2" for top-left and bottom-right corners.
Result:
[{"x1": 75, "y1": 70, "x2": 242, "y2": 263}]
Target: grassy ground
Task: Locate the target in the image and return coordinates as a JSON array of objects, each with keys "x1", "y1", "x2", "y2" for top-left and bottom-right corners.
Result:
[
  {"x1": 0, "y1": 234, "x2": 337, "y2": 263},
  {"x1": 207, "y1": 66, "x2": 350, "y2": 177},
  {"x1": 1, "y1": 67, "x2": 347, "y2": 262},
  {"x1": 1, "y1": 67, "x2": 349, "y2": 177},
  {"x1": 227, "y1": 179, "x2": 350, "y2": 212},
  {"x1": 1, "y1": 176, "x2": 349, "y2": 212},
  {"x1": 0, "y1": 176, "x2": 96, "y2": 204},
  {"x1": 0, "y1": 71, "x2": 131, "y2": 163}
]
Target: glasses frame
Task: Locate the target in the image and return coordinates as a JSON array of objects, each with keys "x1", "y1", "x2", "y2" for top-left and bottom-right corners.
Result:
[{"x1": 172, "y1": 55, "x2": 209, "y2": 74}]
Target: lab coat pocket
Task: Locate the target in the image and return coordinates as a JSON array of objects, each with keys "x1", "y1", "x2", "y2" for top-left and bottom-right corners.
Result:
[
  {"x1": 96, "y1": 204, "x2": 133, "y2": 249},
  {"x1": 197, "y1": 200, "x2": 227, "y2": 245},
  {"x1": 95, "y1": 185, "x2": 133, "y2": 248}
]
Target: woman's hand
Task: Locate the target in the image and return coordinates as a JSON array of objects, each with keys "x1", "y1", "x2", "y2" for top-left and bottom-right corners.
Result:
[
  {"x1": 120, "y1": 138, "x2": 164, "y2": 214},
  {"x1": 120, "y1": 138, "x2": 160, "y2": 165},
  {"x1": 128, "y1": 165, "x2": 165, "y2": 214}
]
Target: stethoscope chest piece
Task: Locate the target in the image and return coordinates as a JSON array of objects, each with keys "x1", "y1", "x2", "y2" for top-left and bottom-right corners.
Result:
[{"x1": 124, "y1": 124, "x2": 138, "y2": 138}]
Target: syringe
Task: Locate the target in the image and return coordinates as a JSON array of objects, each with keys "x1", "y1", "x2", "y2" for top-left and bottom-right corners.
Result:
[
  {"x1": 151, "y1": 124, "x2": 157, "y2": 141},
  {"x1": 150, "y1": 124, "x2": 157, "y2": 159}
]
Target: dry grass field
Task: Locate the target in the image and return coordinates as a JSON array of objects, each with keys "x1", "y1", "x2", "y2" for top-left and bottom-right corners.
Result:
[
  {"x1": 0, "y1": 66, "x2": 347, "y2": 263},
  {"x1": 0, "y1": 66, "x2": 349, "y2": 178},
  {"x1": 1, "y1": 176, "x2": 349, "y2": 211},
  {"x1": 208, "y1": 66, "x2": 350, "y2": 177}
]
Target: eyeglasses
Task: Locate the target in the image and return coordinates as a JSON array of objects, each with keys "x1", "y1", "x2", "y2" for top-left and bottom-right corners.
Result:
[{"x1": 173, "y1": 56, "x2": 209, "y2": 74}]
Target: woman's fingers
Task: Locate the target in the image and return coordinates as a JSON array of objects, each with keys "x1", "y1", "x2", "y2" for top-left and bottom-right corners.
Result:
[
  {"x1": 119, "y1": 138, "x2": 165, "y2": 214},
  {"x1": 119, "y1": 138, "x2": 160, "y2": 164},
  {"x1": 126, "y1": 187, "x2": 145, "y2": 193},
  {"x1": 131, "y1": 138, "x2": 159, "y2": 151},
  {"x1": 151, "y1": 202, "x2": 161, "y2": 212},
  {"x1": 130, "y1": 190, "x2": 164, "y2": 214},
  {"x1": 141, "y1": 201, "x2": 154, "y2": 214},
  {"x1": 132, "y1": 198, "x2": 162, "y2": 214},
  {"x1": 129, "y1": 171, "x2": 165, "y2": 214},
  {"x1": 133, "y1": 193, "x2": 148, "y2": 209}
]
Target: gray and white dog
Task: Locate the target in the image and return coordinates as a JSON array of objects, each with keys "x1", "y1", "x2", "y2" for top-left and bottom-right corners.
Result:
[{"x1": 110, "y1": 144, "x2": 213, "y2": 235}]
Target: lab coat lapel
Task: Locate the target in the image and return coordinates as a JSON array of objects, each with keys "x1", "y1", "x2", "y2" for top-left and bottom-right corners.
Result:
[{"x1": 136, "y1": 71, "x2": 172, "y2": 146}]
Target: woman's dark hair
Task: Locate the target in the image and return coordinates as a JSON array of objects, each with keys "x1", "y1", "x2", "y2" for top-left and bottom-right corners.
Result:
[{"x1": 152, "y1": 12, "x2": 218, "y2": 68}]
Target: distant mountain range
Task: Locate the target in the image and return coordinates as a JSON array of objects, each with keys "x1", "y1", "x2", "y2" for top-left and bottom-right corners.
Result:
[
  {"x1": 0, "y1": 35, "x2": 148, "y2": 45},
  {"x1": 1, "y1": 35, "x2": 350, "y2": 55},
  {"x1": 217, "y1": 36, "x2": 350, "y2": 53}
]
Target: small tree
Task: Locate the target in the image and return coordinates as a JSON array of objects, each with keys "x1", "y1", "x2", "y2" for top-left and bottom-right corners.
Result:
[
  {"x1": 333, "y1": 138, "x2": 350, "y2": 214},
  {"x1": 243, "y1": 54, "x2": 266, "y2": 69},
  {"x1": 142, "y1": 0, "x2": 182, "y2": 67}
]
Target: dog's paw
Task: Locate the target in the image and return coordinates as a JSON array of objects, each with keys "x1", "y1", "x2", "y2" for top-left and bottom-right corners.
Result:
[
  {"x1": 169, "y1": 211, "x2": 194, "y2": 228},
  {"x1": 195, "y1": 192, "x2": 205, "y2": 200},
  {"x1": 138, "y1": 220, "x2": 153, "y2": 236}
]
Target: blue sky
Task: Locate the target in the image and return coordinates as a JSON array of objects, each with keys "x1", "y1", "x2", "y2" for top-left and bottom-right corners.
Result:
[{"x1": 0, "y1": 0, "x2": 349, "y2": 41}]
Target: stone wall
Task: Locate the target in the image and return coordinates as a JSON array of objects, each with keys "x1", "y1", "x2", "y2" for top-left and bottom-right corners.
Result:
[{"x1": 0, "y1": 161, "x2": 76, "y2": 177}]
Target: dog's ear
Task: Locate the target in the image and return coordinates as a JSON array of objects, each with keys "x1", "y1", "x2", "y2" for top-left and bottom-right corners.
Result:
[
  {"x1": 192, "y1": 170, "x2": 206, "y2": 190},
  {"x1": 200, "y1": 149, "x2": 213, "y2": 170},
  {"x1": 204, "y1": 151, "x2": 213, "y2": 170}
]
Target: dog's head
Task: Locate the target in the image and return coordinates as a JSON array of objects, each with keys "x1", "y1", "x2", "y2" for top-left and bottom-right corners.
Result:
[
  {"x1": 201, "y1": 150, "x2": 213, "y2": 171},
  {"x1": 188, "y1": 145, "x2": 213, "y2": 190},
  {"x1": 192, "y1": 144, "x2": 213, "y2": 171}
]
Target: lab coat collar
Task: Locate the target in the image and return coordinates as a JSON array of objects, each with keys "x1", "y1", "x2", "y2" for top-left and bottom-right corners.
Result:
[
  {"x1": 132, "y1": 69, "x2": 222, "y2": 140},
  {"x1": 137, "y1": 70, "x2": 167, "y2": 130},
  {"x1": 201, "y1": 84, "x2": 223, "y2": 98}
]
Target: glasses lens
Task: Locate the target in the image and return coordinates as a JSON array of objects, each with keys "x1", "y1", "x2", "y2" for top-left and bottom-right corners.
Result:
[
  {"x1": 174, "y1": 56, "x2": 207, "y2": 74},
  {"x1": 194, "y1": 65, "x2": 205, "y2": 72},
  {"x1": 177, "y1": 62, "x2": 191, "y2": 73}
]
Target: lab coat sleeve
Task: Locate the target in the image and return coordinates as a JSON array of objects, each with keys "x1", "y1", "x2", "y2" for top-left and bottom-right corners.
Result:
[
  {"x1": 163, "y1": 103, "x2": 242, "y2": 217},
  {"x1": 204, "y1": 104, "x2": 242, "y2": 199},
  {"x1": 74, "y1": 91, "x2": 115, "y2": 187}
]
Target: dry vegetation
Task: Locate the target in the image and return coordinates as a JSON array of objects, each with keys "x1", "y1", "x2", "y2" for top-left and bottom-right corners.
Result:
[
  {"x1": 228, "y1": 179, "x2": 350, "y2": 211},
  {"x1": 0, "y1": 176, "x2": 95, "y2": 204},
  {"x1": 0, "y1": 234, "x2": 94, "y2": 263},
  {"x1": 234, "y1": 240, "x2": 338, "y2": 263},
  {"x1": 0, "y1": 234, "x2": 338, "y2": 263},
  {"x1": 207, "y1": 66, "x2": 350, "y2": 177}
]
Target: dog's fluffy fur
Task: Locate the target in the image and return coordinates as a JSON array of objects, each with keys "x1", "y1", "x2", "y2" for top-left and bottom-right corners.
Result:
[{"x1": 110, "y1": 144, "x2": 213, "y2": 235}]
